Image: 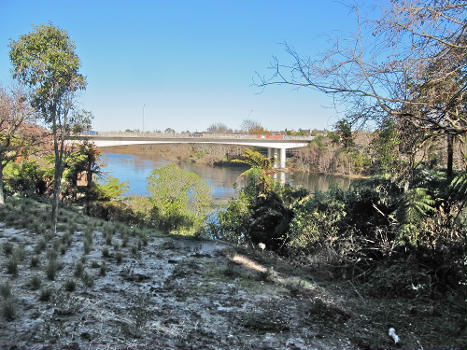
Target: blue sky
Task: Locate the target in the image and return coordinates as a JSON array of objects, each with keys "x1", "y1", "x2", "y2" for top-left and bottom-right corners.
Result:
[{"x1": 0, "y1": 1, "x2": 381, "y2": 132}]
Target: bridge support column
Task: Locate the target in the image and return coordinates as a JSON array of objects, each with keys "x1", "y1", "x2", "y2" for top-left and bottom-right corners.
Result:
[
  {"x1": 273, "y1": 149, "x2": 280, "y2": 168},
  {"x1": 267, "y1": 148, "x2": 272, "y2": 160},
  {"x1": 280, "y1": 148, "x2": 286, "y2": 169}
]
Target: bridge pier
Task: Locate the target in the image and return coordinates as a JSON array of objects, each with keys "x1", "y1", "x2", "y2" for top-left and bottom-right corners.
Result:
[{"x1": 267, "y1": 147, "x2": 287, "y2": 169}]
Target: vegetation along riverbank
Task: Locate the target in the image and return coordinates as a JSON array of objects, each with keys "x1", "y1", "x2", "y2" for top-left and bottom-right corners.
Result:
[{"x1": 1, "y1": 2, "x2": 466, "y2": 349}]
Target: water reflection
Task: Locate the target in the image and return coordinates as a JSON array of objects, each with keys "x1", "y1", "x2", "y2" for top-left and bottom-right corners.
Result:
[{"x1": 100, "y1": 152, "x2": 351, "y2": 201}]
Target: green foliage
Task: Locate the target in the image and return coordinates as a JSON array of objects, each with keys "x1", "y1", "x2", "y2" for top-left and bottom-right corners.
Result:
[
  {"x1": 147, "y1": 163, "x2": 211, "y2": 233},
  {"x1": 3, "y1": 160, "x2": 47, "y2": 197},
  {"x1": 216, "y1": 170, "x2": 307, "y2": 251},
  {"x1": 232, "y1": 148, "x2": 272, "y2": 170},
  {"x1": 288, "y1": 189, "x2": 347, "y2": 253},
  {"x1": 397, "y1": 187, "x2": 435, "y2": 245},
  {"x1": 333, "y1": 119, "x2": 354, "y2": 149},
  {"x1": 9, "y1": 23, "x2": 90, "y2": 234},
  {"x1": 370, "y1": 118, "x2": 400, "y2": 173},
  {"x1": 96, "y1": 175, "x2": 129, "y2": 201}
]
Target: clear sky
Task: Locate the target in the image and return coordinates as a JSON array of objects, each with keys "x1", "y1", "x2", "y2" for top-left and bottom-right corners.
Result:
[{"x1": 0, "y1": 1, "x2": 381, "y2": 132}]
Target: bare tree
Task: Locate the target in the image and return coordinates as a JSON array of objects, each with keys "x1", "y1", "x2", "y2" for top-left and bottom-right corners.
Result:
[
  {"x1": 0, "y1": 87, "x2": 42, "y2": 205},
  {"x1": 240, "y1": 119, "x2": 268, "y2": 135},
  {"x1": 256, "y1": 0, "x2": 466, "y2": 176},
  {"x1": 206, "y1": 122, "x2": 232, "y2": 134}
]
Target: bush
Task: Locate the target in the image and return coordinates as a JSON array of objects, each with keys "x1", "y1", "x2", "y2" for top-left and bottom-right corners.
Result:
[{"x1": 147, "y1": 163, "x2": 211, "y2": 233}]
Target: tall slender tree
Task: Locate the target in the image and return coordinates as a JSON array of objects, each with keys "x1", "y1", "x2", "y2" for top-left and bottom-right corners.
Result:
[{"x1": 9, "y1": 24, "x2": 89, "y2": 233}]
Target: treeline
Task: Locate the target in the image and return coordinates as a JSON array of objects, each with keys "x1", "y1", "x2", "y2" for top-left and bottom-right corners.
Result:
[{"x1": 289, "y1": 125, "x2": 465, "y2": 177}]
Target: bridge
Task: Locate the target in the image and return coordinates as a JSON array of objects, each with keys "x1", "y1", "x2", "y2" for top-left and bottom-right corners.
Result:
[{"x1": 73, "y1": 134, "x2": 312, "y2": 169}]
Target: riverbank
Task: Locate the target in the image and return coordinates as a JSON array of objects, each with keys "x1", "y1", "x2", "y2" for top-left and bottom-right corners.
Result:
[{"x1": 0, "y1": 198, "x2": 465, "y2": 349}]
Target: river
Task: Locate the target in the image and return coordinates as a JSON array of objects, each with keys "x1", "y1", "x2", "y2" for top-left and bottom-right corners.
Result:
[{"x1": 100, "y1": 151, "x2": 352, "y2": 203}]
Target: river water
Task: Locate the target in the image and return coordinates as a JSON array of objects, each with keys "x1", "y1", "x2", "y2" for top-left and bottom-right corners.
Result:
[{"x1": 100, "y1": 152, "x2": 352, "y2": 202}]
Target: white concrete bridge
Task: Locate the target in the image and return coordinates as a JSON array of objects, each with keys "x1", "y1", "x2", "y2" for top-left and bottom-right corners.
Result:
[{"x1": 72, "y1": 135, "x2": 312, "y2": 169}]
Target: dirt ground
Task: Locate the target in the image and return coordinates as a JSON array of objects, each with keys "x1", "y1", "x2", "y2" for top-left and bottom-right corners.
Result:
[{"x1": 0, "y1": 202, "x2": 465, "y2": 350}]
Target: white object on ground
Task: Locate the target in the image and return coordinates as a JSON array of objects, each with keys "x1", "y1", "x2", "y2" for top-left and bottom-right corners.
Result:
[{"x1": 388, "y1": 327, "x2": 400, "y2": 344}]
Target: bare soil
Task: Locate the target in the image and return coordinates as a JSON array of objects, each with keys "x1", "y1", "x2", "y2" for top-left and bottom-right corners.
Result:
[{"x1": 0, "y1": 202, "x2": 465, "y2": 350}]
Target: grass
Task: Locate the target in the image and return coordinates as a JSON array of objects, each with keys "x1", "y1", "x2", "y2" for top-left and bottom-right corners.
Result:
[
  {"x1": 30, "y1": 255, "x2": 40, "y2": 268},
  {"x1": 83, "y1": 238, "x2": 92, "y2": 255},
  {"x1": 39, "y1": 286, "x2": 53, "y2": 302},
  {"x1": 64, "y1": 278, "x2": 76, "y2": 292},
  {"x1": 102, "y1": 246, "x2": 110, "y2": 258},
  {"x1": 0, "y1": 282, "x2": 11, "y2": 299},
  {"x1": 81, "y1": 270, "x2": 94, "y2": 288},
  {"x1": 100, "y1": 262, "x2": 107, "y2": 276},
  {"x1": 74, "y1": 261, "x2": 84, "y2": 278},
  {"x1": 1, "y1": 298, "x2": 16, "y2": 321},
  {"x1": 29, "y1": 275, "x2": 42, "y2": 290},
  {"x1": 46, "y1": 258, "x2": 60, "y2": 281},
  {"x1": 2, "y1": 241, "x2": 13, "y2": 256},
  {"x1": 116, "y1": 251, "x2": 123, "y2": 264},
  {"x1": 6, "y1": 257, "x2": 18, "y2": 276},
  {"x1": 34, "y1": 238, "x2": 47, "y2": 254}
]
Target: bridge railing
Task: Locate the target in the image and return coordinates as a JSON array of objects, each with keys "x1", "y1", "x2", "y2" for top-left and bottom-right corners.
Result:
[{"x1": 84, "y1": 131, "x2": 315, "y2": 141}]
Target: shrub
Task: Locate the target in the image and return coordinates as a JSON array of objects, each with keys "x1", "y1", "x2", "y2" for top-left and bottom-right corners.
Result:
[{"x1": 147, "y1": 163, "x2": 211, "y2": 233}]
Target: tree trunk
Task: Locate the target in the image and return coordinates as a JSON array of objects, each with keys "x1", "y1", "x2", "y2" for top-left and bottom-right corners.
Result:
[
  {"x1": 51, "y1": 163, "x2": 61, "y2": 234},
  {"x1": 447, "y1": 134, "x2": 453, "y2": 179},
  {"x1": 0, "y1": 166, "x2": 4, "y2": 206}
]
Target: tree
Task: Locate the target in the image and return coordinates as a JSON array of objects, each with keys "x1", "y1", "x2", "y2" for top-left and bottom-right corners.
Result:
[
  {"x1": 206, "y1": 122, "x2": 231, "y2": 134},
  {"x1": 9, "y1": 24, "x2": 91, "y2": 234},
  {"x1": 257, "y1": 0, "x2": 466, "y2": 177},
  {"x1": 333, "y1": 119, "x2": 354, "y2": 150},
  {"x1": 0, "y1": 87, "x2": 41, "y2": 205},
  {"x1": 147, "y1": 164, "x2": 211, "y2": 233},
  {"x1": 240, "y1": 119, "x2": 268, "y2": 135}
]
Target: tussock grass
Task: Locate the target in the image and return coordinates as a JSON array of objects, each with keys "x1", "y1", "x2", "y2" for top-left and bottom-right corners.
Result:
[
  {"x1": 2, "y1": 242, "x2": 13, "y2": 256},
  {"x1": 13, "y1": 244, "x2": 26, "y2": 261},
  {"x1": 73, "y1": 261, "x2": 84, "y2": 278},
  {"x1": 83, "y1": 238, "x2": 92, "y2": 255},
  {"x1": 0, "y1": 282, "x2": 11, "y2": 299},
  {"x1": 34, "y1": 238, "x2": 47, "y2": 254},
  {"x1": 29, "y1": 274, "x2": 42, "y2": 290},
  {"x1": 30, "y1": 255, "x2": 40, "y2": 268},
  {"x1": 81, "y1": 270, "x2": 94, "y2": 288},
  {"x1": 64, "y1": 278, "x2": 76, "y2": 292},
  {"x1": 116, "y1": 251, "x2": 123, "y2": 264},
  {"x1": 100, "y1": 262, "x2": 107, "y2": 276},
  {"x1": 46, "y1": 258, "x2": 60, "y2": 281},
  {"x1": 102, "y1": 247, "x2": 110, "y2": 258},
  {"x1": 1, "y1": 298, "x2": 16, "y2": 321},
  {"x1": 6, "y1": 257, "x2": 18, "y2": 276},
  {"x1": 39, "y1": 286, "x2": 53, "y2": 302}
]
